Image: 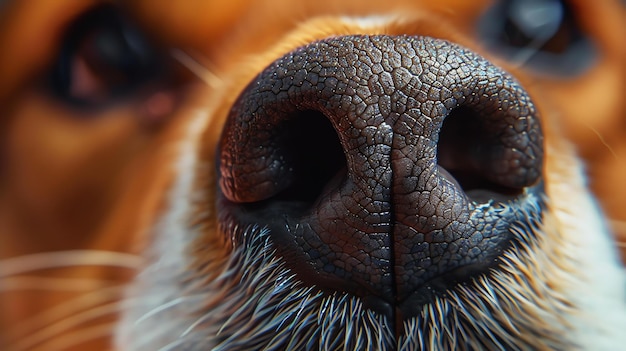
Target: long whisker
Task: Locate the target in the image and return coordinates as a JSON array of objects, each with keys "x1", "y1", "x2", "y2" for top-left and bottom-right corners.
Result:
[
  {"x1": 0, "y1": 250, "x2": 142, "y2": 277},
  {"x1": 133, "y1": 294, "x2": 205, "y2": 326},
  {"x1": 7, "y1": 299, "x2": 136, "y2": 351},
  {"x1": 7, "y1": 285, "x2": 126, "y2": 341},
  {"x1": 508, "y1": 29, "x2": 554, "y2": 70},
  {"x1": 171, "y1": 49, "x2": 222, "y2": 89},
  {"x1": 0, "y1": 276, "x2": 117, "y2": 292},
  {"x1": 29, "y1": 323, "x2": 117, "y2": 351},
  {"x1": 584, "y1": 124, "x2": 619, "y2": 160},
  {"x1": 180, "y1": 307, "x2": 215, "y2": 338}
]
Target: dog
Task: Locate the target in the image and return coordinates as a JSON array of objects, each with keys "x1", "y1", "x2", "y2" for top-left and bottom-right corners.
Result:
[{"x1": 1, "y1": 0, "x2": 625, "y2": 350}]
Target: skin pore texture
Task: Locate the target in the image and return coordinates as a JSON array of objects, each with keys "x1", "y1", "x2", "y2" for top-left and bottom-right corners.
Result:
[{"x1": 0, "y1": 0, "x2": 625, "y2": 350}]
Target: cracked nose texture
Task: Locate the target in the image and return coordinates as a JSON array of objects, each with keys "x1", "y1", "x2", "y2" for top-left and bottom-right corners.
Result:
[{"x1": 218, "y1": 35, "x2": 544, "y2": 319}]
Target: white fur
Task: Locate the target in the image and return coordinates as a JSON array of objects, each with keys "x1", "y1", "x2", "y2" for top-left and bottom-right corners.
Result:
[
  {"x1": 115, "y1": 109, "x2": 211, "y2": 350},
  {"x1": 548, "y1": 141, "x2": 626, "y2": 350}
]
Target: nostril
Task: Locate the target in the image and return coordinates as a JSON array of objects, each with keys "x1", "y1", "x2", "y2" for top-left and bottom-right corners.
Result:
[
  {"x1": 437, "y1": 106, "x2": 524, "y2": 202},
  {"x1": 271, "y1": 110, "x2": 347, "y2": 205},
  {"x1": 219, "y1": 107, "x2": 346, "y2": 209}
]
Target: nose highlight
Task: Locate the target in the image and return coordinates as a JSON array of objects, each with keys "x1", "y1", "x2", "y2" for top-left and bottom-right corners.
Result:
[{"x1": 218, "y1": 35, "x2": 544, "y2": 320}]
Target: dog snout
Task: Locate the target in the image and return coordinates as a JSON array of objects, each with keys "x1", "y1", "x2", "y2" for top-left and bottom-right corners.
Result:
[{"x1": 218, "y1": 35, "x2": 545, "y2": 321}]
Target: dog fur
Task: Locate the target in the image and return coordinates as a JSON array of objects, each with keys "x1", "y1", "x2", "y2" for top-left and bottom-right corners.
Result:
[{"x1": 0, "y1": 0, "x2": 625, "y2": 350}]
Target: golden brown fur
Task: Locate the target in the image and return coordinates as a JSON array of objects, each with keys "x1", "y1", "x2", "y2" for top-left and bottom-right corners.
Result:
[{"x1": 0, "y1": 0, "x2": 624, "y2": 350}]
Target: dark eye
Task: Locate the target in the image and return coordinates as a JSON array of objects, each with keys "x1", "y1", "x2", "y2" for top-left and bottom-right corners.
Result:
[
  {"x1": 478, "y1": 0, "x2": 596, "y2": 75},
  {"x1": 50, "y1": 5, "x2": 166, "y2": 108}
]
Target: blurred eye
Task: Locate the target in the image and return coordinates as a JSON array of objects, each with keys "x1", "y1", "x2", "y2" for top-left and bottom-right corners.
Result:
[
  {"x1": 478, "y1": 0, "x2": 596, "y2": 75},
  {"x1": 50, "y1": 5, "x2": 166, "y2": 108}
]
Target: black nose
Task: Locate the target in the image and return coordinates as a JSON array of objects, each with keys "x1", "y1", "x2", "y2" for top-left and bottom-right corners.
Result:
[{"x1": 218, "y1": 35, "x2": 544, "y2": 320}]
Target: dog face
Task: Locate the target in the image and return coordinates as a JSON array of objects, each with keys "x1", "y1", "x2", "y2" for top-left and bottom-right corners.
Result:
[{"x1": 1, "y1": 0, "x2": 625, "y2": 350}]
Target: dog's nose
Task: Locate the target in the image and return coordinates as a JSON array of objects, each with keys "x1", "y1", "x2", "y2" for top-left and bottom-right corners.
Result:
[{"x1": 218, "y1": 36, "x2": 544, "y2": 320}]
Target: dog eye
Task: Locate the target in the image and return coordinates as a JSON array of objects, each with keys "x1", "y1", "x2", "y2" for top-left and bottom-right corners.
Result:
[
  {"x1": 478, "y1": 0, "x2": 596, "y2": 75},
  {"x1": 49, "y1": 5, "x2": 165, "y2": 107}
]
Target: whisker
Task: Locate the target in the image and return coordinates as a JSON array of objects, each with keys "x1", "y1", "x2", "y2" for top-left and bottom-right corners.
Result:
[
  {"x1": 585, "y1": 124, "x2": 619, "y2": 160},
  {"x1": 7, "y1": 299, "x2": 138, "y2": 351},
  {"x1": 29, "y1": 322, "x2": 117, "y2": 351},
  {"x1": 171, "y1": 49, "x2": 222, "y2": 88},
  {"x1": 7, "y1": 285, "x2": 126, "y2": 341},
  {"x1": 180, "y1": 308, "x2": 214, "y2": 338},
  {"x1": 0, "y1": 276, "x2": 116, "y2": 292},
  {"x1": 0, "y1": 250, "x2": 142, "y2": 277},
  {"x1": 509, "y1": 33, "x2": 552, "y2": 70},
  {"x1": 134, "y1": 294, "x2": 205, "y2": 326}
]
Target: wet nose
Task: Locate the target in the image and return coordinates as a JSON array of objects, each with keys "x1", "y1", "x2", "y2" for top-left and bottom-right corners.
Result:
[{"x1": 218, "y1": 35, "x2": 544, "y2": 320}]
